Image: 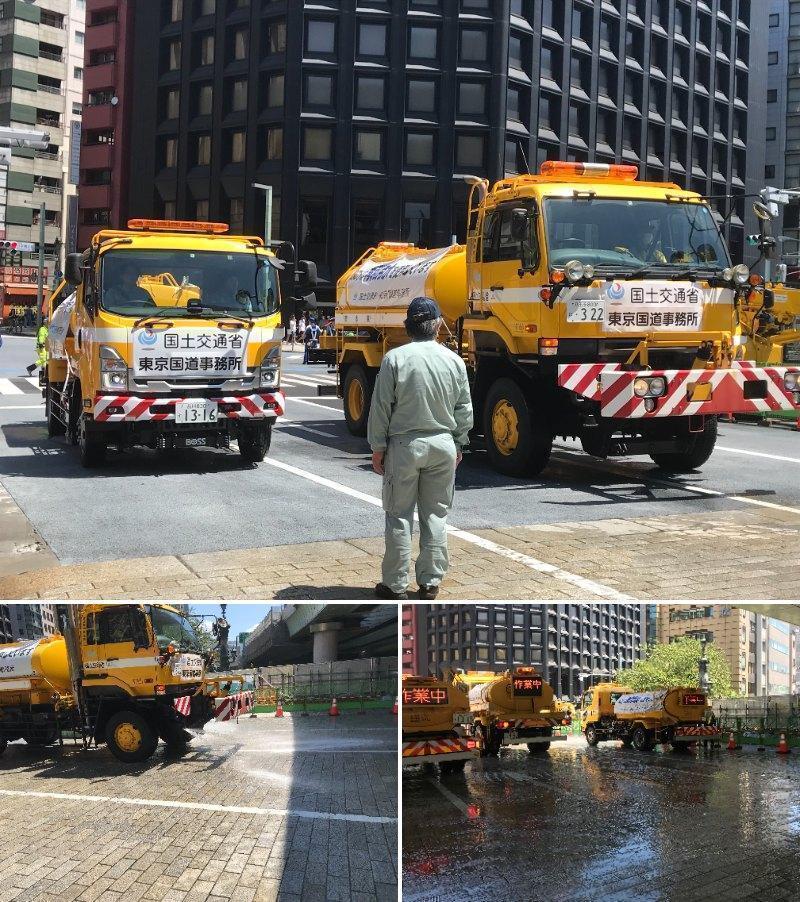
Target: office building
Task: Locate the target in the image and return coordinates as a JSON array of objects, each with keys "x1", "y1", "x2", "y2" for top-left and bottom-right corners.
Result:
[
  {"x1": 118, "y1": 0, "x2": 767, "y2": 308},
  {"x1": 0, "y1": 605, "x2": 12, "y2": 643},
  {"x1": 414, "y1": 603, "x2": 645, "y2": 699},
  {"x1": 0, "y1": 0, "x2": 86, "y2": 267},
  {"x1": 657, "y1": 604, "x2": 797, "y2": 696}
]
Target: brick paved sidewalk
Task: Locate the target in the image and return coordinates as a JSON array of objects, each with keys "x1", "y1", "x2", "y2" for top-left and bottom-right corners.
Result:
[{"x1": 2, "y1": 508, "x2": 799, "y2": 600}]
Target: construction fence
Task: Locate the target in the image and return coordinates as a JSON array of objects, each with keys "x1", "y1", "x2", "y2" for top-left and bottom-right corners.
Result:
[{"x1": 711, "y1": 694, "x2": 800, "y2": 748}]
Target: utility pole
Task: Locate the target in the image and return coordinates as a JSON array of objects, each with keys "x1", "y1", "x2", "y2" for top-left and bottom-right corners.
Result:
[
  {"x1": 35, "y1": 202, "x2": 45, "y2": 329},
  {"x1": 699, "y1": 637, "x2": 710, "y2": 694}
]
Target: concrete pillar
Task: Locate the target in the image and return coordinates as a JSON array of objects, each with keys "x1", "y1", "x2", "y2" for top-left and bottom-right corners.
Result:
[{"x1": 310, "y1": 621, "x2": 342, "y2": 664}]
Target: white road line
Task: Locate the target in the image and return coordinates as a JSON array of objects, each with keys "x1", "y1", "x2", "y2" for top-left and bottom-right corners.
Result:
[
  {"x1": 25, "y1": 377, "x2": 40, "y2": 388},
  {"x1": 0, "y1": 378, "x2": 24, "y2": 395},
  {"x1": 0, "y1": 404, "x2": 43, "y2": 409},
  {"x1": 276, "y1": 421, "x2": 341, "y2": 440},
  {"x1": 0, "y1": 788, "x2": 396, "y2": 825},
  {"x1": 261, "y1": 456, "x2": 631, "y2": 600},
  {"x1": 288, "y1": 397, "x2": 346, "y2": 413},
  {"x1": 552, "y1": 446, "x2": 800, "y2": 518},
  {"x1": 286, "y1": 396, "x2": 341, "y2": 402},
  {"x1": 716, "y1": 445, "x2": 800, "y2": 466},
  {"x1": 425, "y1": 778, "x2": 473, "y2": 817}
]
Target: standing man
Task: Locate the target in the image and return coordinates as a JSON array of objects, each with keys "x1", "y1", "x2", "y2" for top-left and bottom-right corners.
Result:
[{"x1": 367, "y1": 297, "x2": 473, "y2": 600}]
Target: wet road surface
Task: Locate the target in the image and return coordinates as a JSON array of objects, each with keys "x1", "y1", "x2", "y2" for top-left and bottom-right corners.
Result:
[{"x1": 403, "y1": 736, "x2": 800, "y2": 902}]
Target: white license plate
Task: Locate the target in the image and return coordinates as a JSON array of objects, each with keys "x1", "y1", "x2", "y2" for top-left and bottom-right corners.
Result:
[
  {"x1": 453, "y1": 713, "x2": 473, "y2": 725},
  {"x1": 175, "y1": 400, "x2": 218, "y2": 424},
  {"x1": 567, "y1": 299, "x2": 605, "y2": 322},
  {"x1": 507, "y1": 729, "x2": 518, "y2": 741}
]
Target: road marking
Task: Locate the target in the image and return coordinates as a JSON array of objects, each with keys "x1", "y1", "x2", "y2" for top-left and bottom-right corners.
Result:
[
  {"x1": 0, "y1": 378, "x2": 24, "y2": 395},
  {"x1": 286, "y1": 396, "x2": 342, "y2": 402},
  {"x1": 552, "y1": 446, "x2": 800, "y2": 518},
  {"x1": 0, "y1": 787, "x2": 396, "y2": 825},
  {"x1": 425, "y1": 778, "x2": 473, "y2": 816},
  {"x1": 25, "y1": 377, "x2": 40, "y2": 389},
  {"x1": 262, "y1": 456, "x2": 631, "y2": 600},
  {"x1": 0, "y1": 404, "x2": 43, "y2": 410},
  {"x1": 288, "y1": 397, "x2": 346, "y2": 413},
  {"x1": 716, "y1": 445, "x2": 800, "y2": 466},
  {"x1": 276, "y1": 421, "x2": 342, "y2": 440}
]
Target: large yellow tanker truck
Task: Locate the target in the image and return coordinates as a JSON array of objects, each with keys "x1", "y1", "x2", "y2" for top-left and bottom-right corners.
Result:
[
  {"x1": 0, "y1": 604, "x2": 221, "y2": 762},
  {"x1": 451, "y1": 667, "x2": 566, "y2": 756},
  {"x1": 580, "y1": 683, "x2": 722, "y2": 752},
  {"x1": 334, "y1": 161, "x2": 800, "y2": 475},
  {"x1": 401, "y1": 674, "x2": 479, "y2": 774}
]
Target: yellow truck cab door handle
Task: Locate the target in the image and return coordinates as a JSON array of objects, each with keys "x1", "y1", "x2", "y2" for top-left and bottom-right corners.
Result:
[{"x1": 490, "y1": 285, "x2": 504, "y2": 291}]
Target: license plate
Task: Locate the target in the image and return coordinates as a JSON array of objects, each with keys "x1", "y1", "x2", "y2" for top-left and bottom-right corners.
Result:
[
  {"x1": 507, "y1": 729, "x2": 518, "y2": 741},
  {"x1": 453, "y1": 713, "x2": 473, "y2": 725},
  {"x1": 175, "y1": 400, "x2": 218, "y2": 424},
  {"x1": 567, "y1": 299, "x2": 604, "y2": 322}
]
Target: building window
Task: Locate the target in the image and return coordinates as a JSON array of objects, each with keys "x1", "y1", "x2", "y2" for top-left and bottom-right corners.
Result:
[
  {"x1": 765, "y1": 164, "x2": 776, "y2": 179},
  {"x1": 305, "y1": 73, "x2": 333, "y2": 106},
  {"x1": 768, "y1": 51, "x2": 779, "y2": 65},
  {"x1": 267, "y1": 73, "x2": 284, "y2": 108},
  {"x1": 766, "y1": 127, "x2": 776, "y2": 141},
  {"x1": 164, "y1": 138, "x2": 177, "y2": 167},
  {"x1": 460, "y1": 28, "x2": 488, "y2": 63},
  {"x1": 232, "y1": 29, "x2": 248, "y2": 61},
  {"x1": 195, "y1": 199, "x2": 209, "y2": 220},
  {"x1": 352, "y1": 198, "x2": 384, "y2": 260},
  {"x1": 166, "y1": 89, "x2": 180, "y2": 119},
  {"x1": 231, "y1": 79, "x2": 248, "y2": 111},
  {"x1": 299, "y1": 199, "x2": 330, "y2": 273},
  {"x1": 769, "y1": 13, "x2": 779, "y2": 27},
  {"x1": 198, "y1": 34, "x2": 214, "y2": 66},
  {"x1": 230, "y1": 130, "x2": 246, "y2": 163},
  {"x1": 164, "y1": 201, "x2": 177, "y2": 219},
  {"x1": 307, "y1": 20, "x2": 336, "y2": 54},
  {"x1": 358, "y1": 22, "x2": 387, "y2": 57},
  {"x1": 267, "y1": 20, "x2": 286, "y2": 55},
  {"x1": 229, "y1": 197, "x2": 244, "y2": 233},
  {"x1": 355, "y1": 76, "x2": 385, "y2": 111},
  {"x1": 406, "y1": 131, "x2": 434, "y2": 166},
  {"x1": 196, "y1": 84, "x2": 213, "y2": 116},
  {"x1": 196, "y1": 135, "x2": 211, "y2": 165},
  {"x1": 303, "y1": 127, "x2": 333, "y2": 161},
  {"x1": 168, "y1": 41, "x2": 181, "y2": 70},
  {"x1": 407, "y1": 79, "x2": 437, "y2": 113},
  {"x1": 354, "y1": 130, "x2": 384, "y2": 163},
  {"x1": 458, "y1": 81, "x2": 487, "y2": 116},
  {"x1": 170, "y1": 0, "x2": 183, "y2": 22},
  {"x1": 456, "y1": 134, "x2": 485, "y2": 169},
  {"x1": 768, "y1": 89, "x2": 778, "y2": 103},
  {"x1": 74, "y1": 67, "x2": 83, "y2": 79},
  {"x1": 266, "y1": 126, "x2": 283, "y2": 160},
  {"x1": 409, "y1": 25, "x2": 438, "y2": 59},
  {"x1": 404, "y1": 201, "x2": 431, "y2": 246}
]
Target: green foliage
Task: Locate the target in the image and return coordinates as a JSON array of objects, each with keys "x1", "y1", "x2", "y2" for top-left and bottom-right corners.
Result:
[
  {"x1": 617, "y1": 638, "x2": 735, "y2": 697},
  {"x1": 185, "y1": 607, "x2": 218, "y2": 666}
]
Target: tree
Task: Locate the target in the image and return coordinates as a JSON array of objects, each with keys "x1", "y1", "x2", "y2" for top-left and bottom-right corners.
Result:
[
  {"x1": 185, "y1": 607, "x2": 218, "y2": 666},
  {"x1": 616, "y1": 638, "x2": 735, "y2": 697}
]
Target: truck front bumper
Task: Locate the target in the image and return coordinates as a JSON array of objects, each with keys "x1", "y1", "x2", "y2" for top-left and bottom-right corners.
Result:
[
  {"x1": 558, "y1": 362, "x2": 800, "y2": 419},
  {"x1": 92, "y1": 391, "x2": 285, "y2": 423}
]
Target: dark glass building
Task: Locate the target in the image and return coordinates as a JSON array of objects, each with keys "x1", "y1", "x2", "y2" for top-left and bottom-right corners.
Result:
[
  {"x1": 417, "y1": 603, "x2": 646, "y2": 699},
  {"x1": 125, "y1": 0, "x2": 767, "y2": 307},
  {"x1": 0, "y1": 605, "x2": 12, "y2": 644}
]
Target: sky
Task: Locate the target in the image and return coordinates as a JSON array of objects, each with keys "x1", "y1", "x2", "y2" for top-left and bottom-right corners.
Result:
[{"x1": 186, "y1": 603, "x2": 275, "y2": 639}]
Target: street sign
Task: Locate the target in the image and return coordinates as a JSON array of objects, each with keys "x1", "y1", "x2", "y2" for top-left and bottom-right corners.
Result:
[{"x1": 14, "y1": 242, "x2": 35, "y2": 253}]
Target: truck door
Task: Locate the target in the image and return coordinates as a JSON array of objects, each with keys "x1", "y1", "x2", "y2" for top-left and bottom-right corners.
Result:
[
  {"x1": 83, "y1": 605, "x2": 155, "y2": 693},
  {"x1": 481, "y1": 204, "x2": 541, "y2": 327}
]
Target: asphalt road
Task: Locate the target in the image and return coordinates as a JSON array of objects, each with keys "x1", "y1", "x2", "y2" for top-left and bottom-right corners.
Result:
[
  {"x1": 1, "y1": 334, "x2": 800, "y2": 564},
  {"x1": 402, "y1": 736, "x2": 800, "y2": 902}
]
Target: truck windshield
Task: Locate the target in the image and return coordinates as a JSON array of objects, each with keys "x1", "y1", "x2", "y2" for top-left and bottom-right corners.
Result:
[
  {"x1": 543, "y1": 198, "x2": 731, "y2": 272},
  {"x1": 100, "y1": 250, "x2": 279, "y2": 318},
  {"x1": 148, "y1": 606, "x2": 203, "y2": 653}
]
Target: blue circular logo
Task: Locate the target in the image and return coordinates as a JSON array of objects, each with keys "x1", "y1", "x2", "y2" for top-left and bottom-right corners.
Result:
[
  {"x1": 606, "y1": 281, "x2": 625, "y2": 301},
  {"x1": 138, "y1": 330, "x2": 158, "y2": 346}
]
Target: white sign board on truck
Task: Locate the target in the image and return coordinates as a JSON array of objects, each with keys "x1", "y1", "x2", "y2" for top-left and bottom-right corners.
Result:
[
  {"x1": 0, "y1": 640, "x2": 41, "y2": 678},
  {"x1": 345, "y1": 248, "x2": 450, "y2": 307},
  {"x1": 613, "y1": 690, "x2": 667, "y2": 715}
]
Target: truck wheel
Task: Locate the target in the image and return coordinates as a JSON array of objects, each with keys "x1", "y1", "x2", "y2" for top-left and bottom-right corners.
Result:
[
  {"x1": 631, "y1": 725, "x2": 654, "y2": 752},
  {"x1": 484, "y1": 378, "x2": 552, "y2": 477},
  {"x1": 238, "y1": 422, "x2": 272, "y2": 463},
  {"x1": 0, "y1": 737, "x2": 6, "y2": 756},
  {"x1": 158, "y1": 720, "x2": 192, "y2": 750},
  {"x1": 486, "y1": 728, "x2": 502, "y2": 757},
  {"x1": 527, "y1": 742, "x2": 550, "y2": 754},
  {"x1": 621, "y1": 737, "x2": 633, "y2": 748},
  {"x1": 78, "y1": 415, "x2": 107, "y2": 468},
  {"x1": 474, "y1": 723, "x2": 489, "y2": 757},
  {"x1": 105, "y1": 711, "x2": 159, "y2": 762},
  {"x1": 46, "y1": 384, "x2": 65, "y2": 437},
  {"x1": 650, "y1": 417, "x2": 718, "y2": 472},
  {"x1": 343, "y1": 364, "x2": 375, "y2": 437},
  {"x1": 23, "y1": 725, "x2": 58, "y2": 747},
  {"x1": 440, "y1": 759, "x2": 466, "y2": 775},
  {"x1": 584, "y1": 725, "x2": 600, "y2": 747}
]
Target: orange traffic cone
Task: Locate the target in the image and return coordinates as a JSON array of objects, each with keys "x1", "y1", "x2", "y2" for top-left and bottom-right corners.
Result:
[
  {"x1": 328, "y1": 697, "x2": 340, "y2": 717},
  {"x1": 392, "y1": 697, "x2": 398, "y2": 715},
  {"x1": 275, "y1": 700, "x2": 284, "y2": 718},
  {"x1": 777, "y1": 733, "x2": 790, "y2": 754},
  {"x1": 727, "y1": 732, "x2": 737, "y2": 751}
]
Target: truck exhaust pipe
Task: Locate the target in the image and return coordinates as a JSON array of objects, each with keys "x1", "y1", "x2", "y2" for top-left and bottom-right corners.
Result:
[{"x1": 55, "y1": 604, "x2": 85, "y2": 719}]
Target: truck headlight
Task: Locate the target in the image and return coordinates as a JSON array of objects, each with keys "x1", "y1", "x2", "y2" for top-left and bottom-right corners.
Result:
[
  {"x1": 259, "y1": 346, "x2": 281, "y2": 388},
  {"x1": 784, "y1": 372, "x2": 799, "y2": 391},
  {"x1": 633, "y1": 376, "x2": 667, "y2": 398},
  {"x1": 564, "y1": 259, "x2": 593, "y2": 283},
  {"x1": 730, "y1": 264, "x2": 750, "y2": 286},
  {"x1": 99, "y1": 345, "x2": 128, "y2": 390}
]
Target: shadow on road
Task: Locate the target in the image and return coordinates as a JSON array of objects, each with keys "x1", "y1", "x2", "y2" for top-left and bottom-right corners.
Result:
[{"x1": 272, "y1": 584, "x2": 377, "y2": 600}]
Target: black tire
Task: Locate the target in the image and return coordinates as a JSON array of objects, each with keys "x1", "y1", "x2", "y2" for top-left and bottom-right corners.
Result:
[
  {"x1": 631, "y1": 725, "x2": 654, "y2": 752},
  {"x1": 650, "y1": 417, "x2": 718, "y2": 472},
  {"x1": 78, "y1": 414, "x2": 107, "y2": 468},
  {"x1": 621, "y1": 737, "x2": 633, "y2": 748},
  {"x1": 483, "y1": 377, "x2": 552, "y2": 476},
  {"x1": 486, "y1": 727, "x2": 502, "y2": 757},
  {"x1": 46, "y1": 384, "x2": 65, "y2": 437},
  {"x1": 342, "y1": 364, "x2": 375, "y2": 437},
  {"x1": 527, "y1": 741, "x2": 551, "y2": 754},
  {"x1": 584, "y1": 724, "x2": 600, "y2": 747},
  {"x1": 23, "y1": 725, "x2": 59, "y2": 747},
  {"x1": 238, "y1": 422, "x2": 272, "y2": 463},
  {"x1": 158, "y1": 720, "x2": 192, "y2": 749},
  {"x1": 104, "y1": 710, "x2": 159, "y2": 763},
  {"x1": 0, "y1": 737, "x2": 6, "y2": 756}
]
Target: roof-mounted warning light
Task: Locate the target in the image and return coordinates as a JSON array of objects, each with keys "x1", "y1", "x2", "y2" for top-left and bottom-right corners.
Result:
[
  {"x1": 539, "y1": 161, "x2": 639, "y2": 181},
  {"x1": 127, "y1": 219, "x2": 229, "y2": 234}
]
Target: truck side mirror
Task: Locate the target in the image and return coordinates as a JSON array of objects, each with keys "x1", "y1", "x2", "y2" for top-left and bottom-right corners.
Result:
[
  {"x1": 511, "y1": 208, "x2": 529, "y2": 241},
  {"x1": 65, "y1": 253, "x2": 83, "y2": 286},
  {"x1": 276, "y1": 241, "x2": 295, "y2": 264},
  {"x1": 762, "y1": 288, "x2": 775, "y2": 310},
  {"x1": 297, "y1": 259, "x2": 318, "y2": 289}
]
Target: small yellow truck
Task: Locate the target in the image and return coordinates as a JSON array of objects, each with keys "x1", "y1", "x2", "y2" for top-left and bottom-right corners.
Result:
[
  {"x1": 401, "y1": 674, "x2": 479, "y2": 774},
  {"x1": 580, "y1": 682, "x2": 722, "y2": 752},
  {"x1": 0, "y1": 603, "x2": 228, "y2": 762},
  {"x1": 44, "y1": 218, "x2": 314, "y2": 467},
  {"x1": 452, "y1": 667, "x2": 566, "y2": 756}
]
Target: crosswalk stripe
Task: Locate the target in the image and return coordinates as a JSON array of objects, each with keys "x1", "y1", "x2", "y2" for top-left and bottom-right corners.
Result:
[
  {"x1": 0, "y1": 379, "x2": 24, "y2": 395},
  {"x1": 25, "y1": 377, "x2": 40, "y2": 389}
]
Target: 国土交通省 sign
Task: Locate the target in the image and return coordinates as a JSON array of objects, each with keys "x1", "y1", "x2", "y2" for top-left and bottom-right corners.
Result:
[{"x1": 132, "y1": 327, "x2": 248, "y2": 378}]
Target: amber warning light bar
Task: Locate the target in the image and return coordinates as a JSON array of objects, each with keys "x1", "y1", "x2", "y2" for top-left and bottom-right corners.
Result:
[
  {"x1": 539, "y1": 160, "x2": 639, "y2": 181},
  {"x1": 127, "y1": 219, "x2": 229, "y2": 234}
]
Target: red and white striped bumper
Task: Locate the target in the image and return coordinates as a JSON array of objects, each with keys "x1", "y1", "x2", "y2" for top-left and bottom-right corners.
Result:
[
  {"x1": 558, "y1": 362, "x2": 800, "y2": 419},
  {"x1": 673, "y1": 724, "x2": 722, "y2": 739},
  {"x1": 93, "y1": 392, "x2": 285, "y2": 423},
  {"x1": 173, "y1": 696, "x2": 192, "y2": 717},
  {"x1": 402, "y1": 737, "x2": 478, "y2": 765},
  {"x1": 214, "y1": 691, "x2": 255, "y2": 722}
]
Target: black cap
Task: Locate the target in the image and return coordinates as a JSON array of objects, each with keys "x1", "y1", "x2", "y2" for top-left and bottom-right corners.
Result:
[{"x1": 405, "y1": 296, "x2": 441, "y2": 326}]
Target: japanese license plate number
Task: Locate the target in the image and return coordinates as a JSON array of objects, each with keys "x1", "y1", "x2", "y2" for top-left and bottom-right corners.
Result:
[
  {"x1": 175, "y1": 400, "x2": 218, "y2": 424},
  {"x1": 567, "y1": 299, "x2": 605, "y2": 323},
  {"x1": 453, "y1": 713, "x2": 473, "y2": 725}
]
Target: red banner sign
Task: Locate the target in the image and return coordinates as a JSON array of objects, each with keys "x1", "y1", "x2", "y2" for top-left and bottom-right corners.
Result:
[{"x1": 0, "y1": 266, "x2": 48, "y2": 284}]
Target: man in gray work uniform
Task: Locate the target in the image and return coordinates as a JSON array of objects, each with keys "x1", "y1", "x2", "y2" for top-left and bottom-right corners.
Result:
[{"x1": 367, "y1": 297, "x2": 474, "y2": 600}]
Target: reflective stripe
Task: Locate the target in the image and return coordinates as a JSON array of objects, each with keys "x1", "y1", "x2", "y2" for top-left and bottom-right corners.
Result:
[{"x1": 0, "y1": 678, "x2": 32, "y2": 690}]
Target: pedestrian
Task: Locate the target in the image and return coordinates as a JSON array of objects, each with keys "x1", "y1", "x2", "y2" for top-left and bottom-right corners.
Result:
[
  {"x1": 287, "y1": 315, "x2": 296, "y2": 350},
  {"x1": 297, "y1": 315, "x2": 306, "y2": 343},
  {"x1": 367, "y1": 296, "x2": 473, "y2": 600},
  {"x1": 303, "y1": 317, "x2": 321, "y2": 364}
]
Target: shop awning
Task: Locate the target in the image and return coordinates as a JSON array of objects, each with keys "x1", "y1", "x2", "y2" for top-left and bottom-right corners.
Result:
[{"x1": 2, "y1": 286, "x2": 40, "y2": 296}]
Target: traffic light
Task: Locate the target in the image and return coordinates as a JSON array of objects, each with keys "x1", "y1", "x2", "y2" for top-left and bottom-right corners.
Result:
[
  {"x1": 0, "y1": 240, "x2": 21, "y2": 266},
  {"x1": 746, "y1": 235, "x2": 760, "y2": 246}
]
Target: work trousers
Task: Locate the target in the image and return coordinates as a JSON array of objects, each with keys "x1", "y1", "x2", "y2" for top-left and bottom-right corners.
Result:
[{"x1": 381, "y1": 431, "x2": 457, "y2": 593}]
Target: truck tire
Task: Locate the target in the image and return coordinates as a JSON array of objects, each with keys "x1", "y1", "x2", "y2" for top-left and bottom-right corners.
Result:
[
  {"x1": 527, "y1": 742, "x2": 550, "y2": 754},
  {"x1": 158, "y1": 720, "x2": 192, "y2": 750},
  {"x1": 584, "y1": 725, "x2": 600, "y2": 747},
  {"x1": 631, "y1": 725, "x2": 655, "y2": 752},
  {"x1": 483, "y1": 378, "x2": 552, "y2": 477},
  {"x1": 343, "y1": 364, "x2": 375, "y2": 437},
  {"x1": 78, "y1": 414, "x2": 107, "y2": 468},
  {"x1": 46, "y1": 384, "x2": 65, "y2": 437},
  {"x1": 474, "y1": 723, "x2": 489, "y2": 757},
  {"x1": 650, "y1": 417, "x2": 718, "y2": 472},
  {"x1": 486, "y1": 727, "x2": 502, "y2": 757},
  {"x1": 0, "y1": 737, "x2": 6, "y2": 756},
  {"x1": 238, "y1": 422, "x2": 272, "y2": 463},
  {"x1": 105, "y1": 711, "x2": 159, "y2": 763},
  {"x1": 439, "y1": 759, "x2": 466, "y2": 775},
  {"x1": 23, "y1": 725, "x2": 59, "y2": 747}
]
